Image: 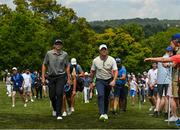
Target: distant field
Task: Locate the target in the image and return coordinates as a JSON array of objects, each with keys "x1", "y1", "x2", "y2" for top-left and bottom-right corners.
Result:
[{"x1": 0, "y1": 82, "x2": 178, "y2": 129}]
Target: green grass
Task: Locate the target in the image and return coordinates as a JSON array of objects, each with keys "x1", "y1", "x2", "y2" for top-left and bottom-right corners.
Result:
[{"x1": 0, "y1": 81, "x2": 178, "y2": 129}]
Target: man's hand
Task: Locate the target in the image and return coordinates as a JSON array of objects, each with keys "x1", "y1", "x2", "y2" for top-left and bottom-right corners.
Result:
[
  {"x1": 90, "y1": 83, "x2": 94, "y2": 90},
  {"x1": 72, "y1": 90, "x2": 76, "y2": 96},
  {"x1": 109, "y1": 80, "x2": 116, "y2": 87},
  {"x1": 144, "y1": 58, "x2": 152, "y2": 62}
]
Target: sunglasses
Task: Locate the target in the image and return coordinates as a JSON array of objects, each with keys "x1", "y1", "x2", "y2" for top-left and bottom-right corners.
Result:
[{"x1": 54, "y1": 42, "x2": 62, "y2": 45}]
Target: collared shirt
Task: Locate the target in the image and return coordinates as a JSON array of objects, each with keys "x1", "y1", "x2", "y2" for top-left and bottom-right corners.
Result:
[
  {"x1": 91, "y1": 56, "x2": 117, "y2": 80},
  {"x1": 43, "y1": 49, "x2": 69, "y2": 76},
  {"x1": 157, "y1": 53, "x2": 172, "y2": 84}
]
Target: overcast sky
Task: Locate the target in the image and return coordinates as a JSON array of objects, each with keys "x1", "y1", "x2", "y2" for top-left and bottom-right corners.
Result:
[{"x1": 0, "y1": 0, "x2": 180, "y2": 21}]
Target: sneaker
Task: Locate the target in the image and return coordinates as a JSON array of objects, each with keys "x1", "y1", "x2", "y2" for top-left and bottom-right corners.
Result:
[
  {"x1": 25, "y1": 99, "x2": 28, "y2": 103},
  {"x1": 31, "y1": 99, "x2": 34, "y2": 102},
  {"x1": 24, "y1": 103, "x2": 27, "y2": 107},
  {"x1": 67, "y1": 110, "x2": 72, "y2": 115},
  {"x1": 99, "y1": 114, "x2": 105, "y2": 121},
  {"x1": 57, "y1": 116, "x2": 63, "y2": 120},
  {"x1": 12, "y1": 104, "x2": 15, "y2": 107},
  {"x1": 153, "y1": 111, "x2": 160, "y2": 118},
  {"x1": 71, "y1": 107, "x2": 75, "y2": 112},
  {"x1": 149, "y1": 106, "x2": 155, "y2": 112},
  {"x1": 165, "y1": 116, "x2": 178, "y2": 122},
  {"x1": 104, "y1": 114, "x2": 108, "y2": 120},
  {"x1": 52, "y1": 111, "x2": 56, "y2": 117},
  {"x1": 62, "y1": 111, "x2": 67, "y2": 117}
]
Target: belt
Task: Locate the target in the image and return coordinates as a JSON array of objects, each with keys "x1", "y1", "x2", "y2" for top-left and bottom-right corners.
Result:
[{"x1": 48, "y1": 73, "x2": 65, "y2": 78}]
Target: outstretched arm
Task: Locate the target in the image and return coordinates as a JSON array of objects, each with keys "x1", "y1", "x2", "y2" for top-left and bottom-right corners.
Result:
[{"x1": 144, "y1": 57, "x2": 172, "y2": 63}]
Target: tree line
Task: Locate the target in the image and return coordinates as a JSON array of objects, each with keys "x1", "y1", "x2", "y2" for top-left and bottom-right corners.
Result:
[{"x1": 0, "y1": 0, "x2": 180, "y2": 76}]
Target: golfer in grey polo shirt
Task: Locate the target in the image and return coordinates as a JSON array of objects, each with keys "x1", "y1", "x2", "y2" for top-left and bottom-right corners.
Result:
[
  {"x1": 42, "y1": 39, "x2": 70, "y2": 120},
  {"x1": 90, "y1": 44, "x2": 118, "y2": 121}
]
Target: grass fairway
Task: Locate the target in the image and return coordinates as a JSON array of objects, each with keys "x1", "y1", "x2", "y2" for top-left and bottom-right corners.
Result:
[{"x1": 0, "y1": 82, "x2": 178, "y2": 129}]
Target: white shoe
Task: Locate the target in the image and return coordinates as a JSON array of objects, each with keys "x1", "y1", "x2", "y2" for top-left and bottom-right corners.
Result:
[
  {"x1": 31, "y1": 99, "x2": 34, "y2": 102},
  {"x1": 52, "y1": 111, "x2": 56, "y2": 117},
  {"x1": 71, "y1": 107, "x2": 75, "y2": 112},
  {"x1": 57, "y1": 116, "x2": 63, "y2": 120},
  {"x1": 12, "y1": 104, "x2": 15, "y2": 107},
  {"x1": 165, "y1": 116, "x2": 178, "y2": 122},
  {"x1": 62, "y1": 112, "x2": 67, "y2": 117},
  {"x1": 67, "y1": 109, "x2": 72, "y2": 115},
  {"x1": 149, "y1": 106, "x2": 154, "y2": 111},
  {"x1": 99, "y1": 114, "x2": 105, "y2": 121},
  {"x1": 85, "y1": 100, "x2": 89, "y2": 103},
  {"x1": 24, "y1": 103, "x2": 27, "y2": 107},
  {"x1": 104, "y1": 114, "x2": 108, "y2": 120},
  {"x1": 25, "y1": 99, "x2": 28, "y2": 103}
]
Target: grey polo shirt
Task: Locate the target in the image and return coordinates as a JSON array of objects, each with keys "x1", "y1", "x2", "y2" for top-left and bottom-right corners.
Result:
[
  {"x1": 91, "y1": 56, "x2": 117, "y2": 80},
  {"x1": 43, "y1": 50, "x2": 69, "y2": 76}
]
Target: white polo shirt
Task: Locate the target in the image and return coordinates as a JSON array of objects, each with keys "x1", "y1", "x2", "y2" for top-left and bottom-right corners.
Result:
[
  {"x1": 91, "y1": 56, "x2": 117, "y2": 80},
  {"x1": 148, "y1": 68, "x2": 158, "y2": 85}
]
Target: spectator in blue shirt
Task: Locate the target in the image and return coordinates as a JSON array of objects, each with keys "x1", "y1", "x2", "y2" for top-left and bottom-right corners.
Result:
[
  {"x1": 11, "y1": 67, "x2": 26, "y2": 107},
  {"x1": 113, "y1": 58, "x2": 127, "y2": 113}
]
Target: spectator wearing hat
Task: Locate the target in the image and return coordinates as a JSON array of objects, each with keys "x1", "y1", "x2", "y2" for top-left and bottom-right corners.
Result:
[
  {"x1": 11, "y1": 67, "x2": 26, "y2": 107},
  {"x1": 113, "y1": 58, "x2": 127, "y2": 113},
  {"x1": 42, "y1": 39, "x2": 70, "y2": 120},
  {"x1": 153, "y1": 46, "x2": 173, "y2": 117},
  {"x1": 69, "y1": 58, "x2": 84, "y2": 112},
  {"x1": 90, "y1": 44, "x2": 118, "y2": 121}
]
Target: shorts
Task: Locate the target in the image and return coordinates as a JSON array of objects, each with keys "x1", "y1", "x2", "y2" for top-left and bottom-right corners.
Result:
[
  {"x1": 64, "y1": 86, "x2": 72, "y2": 98},
  {"x1": 157, "y1": 84, "x2": 169, "y2": 98},
  {"x1": 13, "y1": 87, "x2": 23, "y2": 94},
  {"x1": 109, "y1": 90, "x2": 114, "y2": 99},
  {"x1": 130, "y1": 90, "x2": 136, "y2": 97},
  {"x1": 148, "y1": 87, "x2": 158, "y2": 97},
  {"x1": 24, "y1": 86, "x2": 31, "y2": 93},
  {"x1": 114, "y1": 84, "x2": 126, "y2": 99}
]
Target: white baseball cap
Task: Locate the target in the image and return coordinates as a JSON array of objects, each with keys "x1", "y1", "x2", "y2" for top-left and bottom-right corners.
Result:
[
  {"x1": 84, "y1": 72, "x2": 89, "y2": 75},
  {"x1": 99, "y1": 44, "x2": 107, "y2": 50},
  {"x1": 71, "y1": 58, "x2": 77, "y2": 65},
  {"x1": 12, "y1": 67, "x2": 17, "y2": 70}
]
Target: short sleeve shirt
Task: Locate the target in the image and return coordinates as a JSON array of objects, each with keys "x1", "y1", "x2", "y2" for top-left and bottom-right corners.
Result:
[
  {"x1": 157, "y1": 54, "x2": 172, "y2": 84},
  {"x1": 91, "y1": 56, "x2": 117, "y2": 80},
  {"x1": 116, "y1": 66, "x2": 127, "y2": 85},
  {"x1": 170, "y1": 54, "x2": 180, "y2": 63},
  {"x1": 148, "y1": 68, "x2": 158, "y2": 84},
  {"x1": 43, "y1": 50, "x2": 69, "y2": 76}
]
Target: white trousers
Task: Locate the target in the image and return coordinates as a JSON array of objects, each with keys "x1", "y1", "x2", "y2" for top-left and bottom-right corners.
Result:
[
  {"x1": 6, "y1": 84, "x2": 12, "y2": 96},
  {"x1": 83, "y1": 87, "x2": 90, "y2": 102}
]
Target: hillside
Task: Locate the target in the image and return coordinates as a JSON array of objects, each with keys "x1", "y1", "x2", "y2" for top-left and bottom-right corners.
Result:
[{"x1": 89, "y1": 18, "x2": 180, "y2": 37}]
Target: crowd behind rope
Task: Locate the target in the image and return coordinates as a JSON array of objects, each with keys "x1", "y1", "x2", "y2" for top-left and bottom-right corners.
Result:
[{"x1": 2, "y1": 33, "x2": 180, "y2": 124}]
